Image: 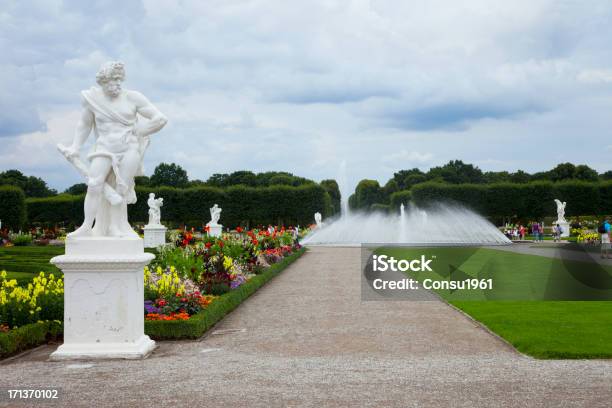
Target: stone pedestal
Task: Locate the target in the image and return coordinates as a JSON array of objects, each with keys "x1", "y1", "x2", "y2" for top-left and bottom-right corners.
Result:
[
  {"x1": 49, "y1": 236, "x2": 156, "y2": 360},
  {"x1": 555, "y1": 221, "x2": 570, "y2": 238},
  {"x1": 143, "y1": 224, "x2": 167, "y2": 248},
  {"x1": 208, "y1": 224, "x2": 222, "y2": 238}
]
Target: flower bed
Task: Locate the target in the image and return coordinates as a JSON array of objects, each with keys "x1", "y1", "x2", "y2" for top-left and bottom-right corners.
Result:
[
  {"x1": 144, "y1": 247, "x2": 305, "y2": 340},
  {"x1": 0, "y1": 271, "x2": 64, "y2": 358},
  {"x1": 0, "y1": 226, "x2": 306, "y2": 357}
]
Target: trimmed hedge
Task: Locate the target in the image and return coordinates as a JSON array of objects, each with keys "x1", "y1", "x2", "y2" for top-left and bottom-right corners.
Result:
[
  {"x1": 0, "y1": 320, "x2": 62, "y2": 359},
  {"x1": 0, "y1": 185, "x2": 27, "y2": 230},
  {"x1": 26, "y1": 194, "x2": 84, "y2": 226},
  {"x1": 144, "y1": 247, "x2": 306, "y2": 340},
  {"x1": 409, "y1": 180, "x2": 612, "y2": 219},
  {"x1": 27, "y1": 185, "x2": 331, "y2": 228}
]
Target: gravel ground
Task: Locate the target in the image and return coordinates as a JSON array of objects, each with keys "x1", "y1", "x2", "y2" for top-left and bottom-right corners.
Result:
[{"x1": 1, "y1": 246, "x2": 610, "y2": 407}]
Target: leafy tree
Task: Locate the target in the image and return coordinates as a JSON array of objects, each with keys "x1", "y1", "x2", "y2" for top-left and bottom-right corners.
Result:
[
  {"x1": 269, "y1": 175, "x2": 294, "y2": 185},
  {"x1": 601, "y1": 170, "x2": 612, "y2": 180},
  {"x1": 483, "y1": 171, "x2": 510, "y2": 183},
  {"x1": 353, "y1": 179, "x2": 384, "y2": 209},
  {"x1": 135, "y1": 176, "x2": 151, "y2": 186},
  {"x1": 392, "y1": 168, "x2": 425, "y2": 190},
  {"x1": 320, "y1": 179, "x2": 342, "y2": 215},
  {"x1": 150, "y1": 163, "x2": 189, "y2": 188},
  {"x1": 427, "y1": 160, "x2": 484, "y2": 184},
  {"x1": 64, "y1": 183, "x2": 87, "y2": 195},
  {"x1": 509, "y1": 170, "x2": 531, "y2": 183},
  {"x1": 549, "y1": 162, "x2": 576, "y2": 182},
  {"x1": 0, "y1": 169, "x2": 56, "y2": 197},
  {"x1": 574, "y1": 164, "x2": 598, "y2": 181}
]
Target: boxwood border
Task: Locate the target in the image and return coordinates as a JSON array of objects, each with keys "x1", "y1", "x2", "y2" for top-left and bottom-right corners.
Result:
[
  {"x1": 0, "y1": 320, "x2": 62, "y2": 359},
  {"x1": 144, "y1": 247, "x2": 306, "y2": 340}
]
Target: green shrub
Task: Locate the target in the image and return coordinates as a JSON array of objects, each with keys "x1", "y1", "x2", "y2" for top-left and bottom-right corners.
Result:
[
  {"x1": 9, "y1": 233, "x2": 32, "y2": 246},
  {"x1": 0, "y1": 320, "x2": 62, "y2": 359},
  {"x1": 0, "y1": 185, "x2": 26, "y2": 230}
]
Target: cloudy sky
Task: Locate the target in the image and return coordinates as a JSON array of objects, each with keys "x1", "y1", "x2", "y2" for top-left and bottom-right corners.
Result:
[{"x1": 2, "y1": 0, "x2": 612, "y2": 196}]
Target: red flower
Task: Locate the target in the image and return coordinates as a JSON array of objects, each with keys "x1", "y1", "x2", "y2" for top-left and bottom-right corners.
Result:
[
  {"x1": 205, "y1": 242, "x2": 212, "y2": 249},
  {"x1": 219, "y1": 240, "x2": 224, "y2": 248},
  {"x1": 204, "y1": 225, "x2": 211, "y2": 233},
  {"x1": 236, "y1": 226, "x2": 243, "y2": 233},
  {"x1": 158, "y1": 299, "x2": 167, "y2": 307}
]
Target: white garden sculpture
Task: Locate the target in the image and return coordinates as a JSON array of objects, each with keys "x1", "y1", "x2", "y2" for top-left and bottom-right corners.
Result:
[
  {"x1": 207, "y1": 204, "x2": 223, "y2": 237},
  {"x1": 553, "y1": 199, "x2": 570, "y2": 238},
  {"x1": 144, "y1": 193, "x2": 167, "y2": 248},
  {"x1": 50, "y1": 61, "x2": 167, "y2": 360},
  {"x1": 314, "y1": 212, "x2": 323, "y2": 228}
]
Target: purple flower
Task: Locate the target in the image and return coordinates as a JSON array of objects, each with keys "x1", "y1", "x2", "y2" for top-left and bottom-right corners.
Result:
[
  {"x1": 144, "y1": 300, "x2": 160, "y2": 314},
  {"x1": 230, "y1": 274, "x2": 246, "y2": 289}
]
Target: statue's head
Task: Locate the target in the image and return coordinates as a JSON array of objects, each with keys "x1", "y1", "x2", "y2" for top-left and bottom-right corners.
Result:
[
  {"x1": 96, "y1": 61, "x2": 125, "y2": 98},
  {"x1": 148, "y1": 193, "x2": 155, "y2": 198}
]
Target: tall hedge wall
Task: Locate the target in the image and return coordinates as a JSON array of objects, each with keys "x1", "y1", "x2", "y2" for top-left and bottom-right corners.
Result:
[
  {"x1": 26, "y1": 184, "x2": 331, "y2": 228},
  {"x1": 407, "y1": 181, "x2": 612, "y2": 218},
  {"x1": 0, "y1": 186, "x2": 27, "y2": 230}
]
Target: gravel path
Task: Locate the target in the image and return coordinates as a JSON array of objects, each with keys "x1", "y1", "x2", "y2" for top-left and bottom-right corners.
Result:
[{"x1": 1, "y1": 247, "x2": 610, "y2": 407}]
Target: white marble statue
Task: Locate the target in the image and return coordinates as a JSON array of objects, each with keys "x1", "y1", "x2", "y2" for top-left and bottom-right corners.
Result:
[
  {"x1": 314, "y1": 212, "x2": 322, "y2": 228},
  {"x1": 147, "y1": 193, "x2": 163, "y2": 226},
  {"x1": 58, "y1": 61, "x2": 168, "y2": 238},
  {"x1": 208, "y1": 204, "x2": 222, "y2": 226},
  {"x1": 554, "y1": 199, "x2": 567, "y2": 223}
]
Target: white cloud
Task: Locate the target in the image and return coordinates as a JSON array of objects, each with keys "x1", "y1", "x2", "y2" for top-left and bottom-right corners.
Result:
[{"x1": 3, "y1": 0, "x2": 612, "y2": 192}]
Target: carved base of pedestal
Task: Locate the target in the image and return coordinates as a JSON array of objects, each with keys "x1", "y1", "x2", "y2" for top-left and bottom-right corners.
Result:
[
  {"x1": 207, "y1": 224, "x2": 222, "y2": 238},
  {"x1": 554, "y1": 220, "x2": 570, "y2": 237},
  {"x1": 50, "y1": 236, "x2": 156, "y2": 361},
  {"x1": 50, "y1": 334, "x2": 156, "y2": 360},
  {"x1": 144, "y1": 224, "x2": 167, "y2": 248}
]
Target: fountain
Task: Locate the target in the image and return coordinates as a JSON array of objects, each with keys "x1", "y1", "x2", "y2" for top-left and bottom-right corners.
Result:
[{"x1": 303, "y1": 167, "x2": 509, "y2": 245}]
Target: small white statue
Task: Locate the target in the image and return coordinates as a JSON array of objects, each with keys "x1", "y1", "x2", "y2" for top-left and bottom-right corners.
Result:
[
  {"x1": 147, "y1": 193, "x2": 163, "y2": 226},
  {"x1": 554, "y1": 199, "x2": 567, "y2": 223},
  {"x1": 314, "y1": 212, "x2": 323, "y2": 228},
  {"x1": 58, "y1": 61, "x2": 168, "y2": 238},
  {"x1": 208, "y1": 204, "x2": 222, "y2": 226}
]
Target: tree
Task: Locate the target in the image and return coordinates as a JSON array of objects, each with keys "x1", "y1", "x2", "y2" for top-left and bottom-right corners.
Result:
[
  {"x1": 353, "y1": 179, "x2": 384, "y2": 209},
  {"x1": 150, "y1": 163, "x2": 189, "y2": 188},
  {"x1": 0, "y1": 169, "x2": 56, "y2": 197},
  {"x1": 135, "y1": 176, "x2": 151, "y2": 186},
  {"x1": 549, "y1": 162, "x2": 576, "y2": 182},
  {"x1": 509, "y1": 170, "x2": 531, "y2": 183},
  {"x1": 427, "y1": 160, "x2": 484, "y2": 184},
  {"x1": 64, "y1": 183, "x2": 87, "y2": 195},
  {"x1": 574, "y1": 165, "x2": 598, "y2": 181},
  {"x1": 601, "y1": 170, "x2": 612, "y2": 180},
  {"x1": 392, "y1": 168, "x2": 425, "y2": 190},
  {"x1": 320, "y1": 179, "x2": 342, "y2": 215},
  {"x1": 483, "y1": 171, "x2": 510, "y2": 183}
]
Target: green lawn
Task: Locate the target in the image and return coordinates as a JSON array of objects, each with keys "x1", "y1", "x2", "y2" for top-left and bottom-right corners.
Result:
[
  {"x1": 378, "y1": 246, "x2": 612, "y2": 358},
  {"x1": 0, "y1": 246, "x2": 65, "y2": 285}
]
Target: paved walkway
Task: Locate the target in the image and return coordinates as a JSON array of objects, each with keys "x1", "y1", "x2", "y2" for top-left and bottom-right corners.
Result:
[{"x1": 1, "y1": 247, "x2": 611, "y2": 407}]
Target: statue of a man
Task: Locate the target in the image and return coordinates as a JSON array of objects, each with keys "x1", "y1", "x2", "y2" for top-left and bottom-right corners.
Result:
[
  {"x1": 59, "y1": 61, "x2": 167, "y2": 238},
  {"x1": 554, "y1": 199, "x2": 567, "y2": 222},
  {"x1": 147, "y1": 193, "x2": 163, "y2": 226},
  {"x1": 208, "y1": 204, "x2": 222, "y2": 226}
]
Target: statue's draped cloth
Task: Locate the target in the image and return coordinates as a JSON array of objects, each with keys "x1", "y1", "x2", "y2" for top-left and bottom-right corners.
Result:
[{"x1": 81, "y1": 88, "x2": 146, "y2": 236}]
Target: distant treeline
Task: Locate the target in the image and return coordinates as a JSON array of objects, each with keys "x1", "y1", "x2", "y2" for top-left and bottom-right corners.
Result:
[
  {"x1": 350, "y1": 161, "x2": 612, "y2": 219},
  {"x1": 0, "y1": 164, "x2": 341, "y2": 230}
]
